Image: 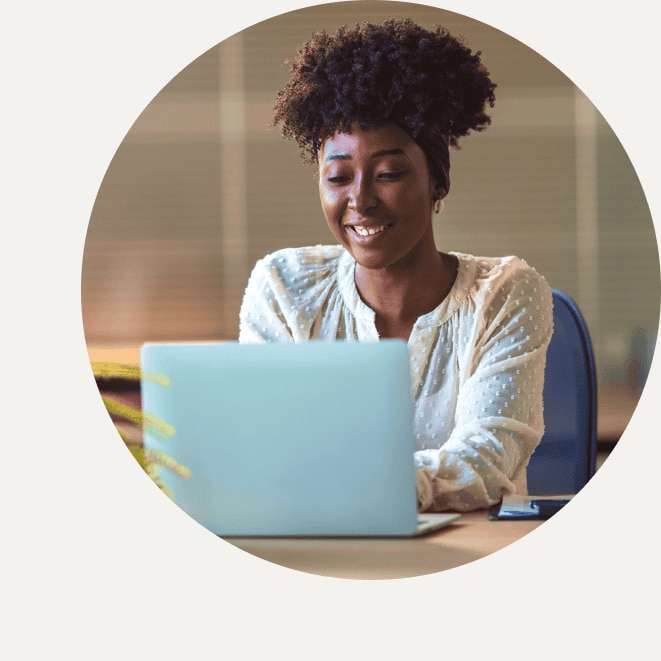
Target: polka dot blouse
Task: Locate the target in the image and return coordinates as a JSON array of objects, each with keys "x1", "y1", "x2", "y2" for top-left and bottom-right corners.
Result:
[{"x1": 239, "y1": 245, "x2": 553, "y2": 512}]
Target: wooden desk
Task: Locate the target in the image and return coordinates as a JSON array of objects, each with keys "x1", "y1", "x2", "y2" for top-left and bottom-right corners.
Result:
[{"x1": 228, "y1": 511, "x2": 542, "y2": 579}]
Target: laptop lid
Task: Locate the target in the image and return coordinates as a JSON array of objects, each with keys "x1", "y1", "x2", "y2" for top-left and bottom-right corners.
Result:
[{"x1": 140, "y1": 340, "x2": 421, "y2": 537}]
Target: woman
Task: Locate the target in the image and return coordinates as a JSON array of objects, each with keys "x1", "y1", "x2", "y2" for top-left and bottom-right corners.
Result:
[{"x1": 239, "y1": 18, "x2": 553, "y2": 512}]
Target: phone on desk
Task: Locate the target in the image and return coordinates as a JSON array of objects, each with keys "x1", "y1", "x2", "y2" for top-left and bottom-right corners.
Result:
[{"x1": 489, "y1": 495, "x2": 572, "y2": 520}]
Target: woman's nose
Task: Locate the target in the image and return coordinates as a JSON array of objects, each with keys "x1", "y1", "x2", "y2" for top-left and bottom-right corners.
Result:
[{"x1": 348, "y1": 177, "x2": 378, "y2": 213}]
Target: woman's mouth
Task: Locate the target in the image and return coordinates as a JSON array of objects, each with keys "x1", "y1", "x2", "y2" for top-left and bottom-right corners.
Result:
[{"x1": 350, "y1": 224, "x2": 392, "y2": 237}]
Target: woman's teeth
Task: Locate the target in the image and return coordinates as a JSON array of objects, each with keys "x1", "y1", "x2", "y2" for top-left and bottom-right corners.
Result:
[{"x1": 353, "y1": 224, "x2": 389, "y2": 237}]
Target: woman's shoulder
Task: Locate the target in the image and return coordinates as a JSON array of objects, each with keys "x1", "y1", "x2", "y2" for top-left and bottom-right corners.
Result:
[
  {"x1": 250, "y1": 245, "x2": 346, "y2": 290},
  {"x1": 454, "y1": 252, "x2": 549, "y2": 290},
  {"x1": 452, "y1": 252, "x2": 552, "y2": 315},
  {"x1": 258, "y1": 244, "x2": 344, "y2": 268}
]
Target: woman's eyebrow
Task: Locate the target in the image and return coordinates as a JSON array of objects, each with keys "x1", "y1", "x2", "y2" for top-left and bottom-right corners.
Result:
[
  {"x1": 324, "y1": 148, "x2": 406, "y2": 162},
  {"x1": 372, "y1": 148, "x2": 405, "y2": 158},
  {"x1": 324, "y1": 153, "x2": 351, "y2": 162}
]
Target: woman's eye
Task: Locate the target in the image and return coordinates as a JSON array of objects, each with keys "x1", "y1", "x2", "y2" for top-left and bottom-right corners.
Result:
[
  {"x1": 327, "y1": 175, "x2": 349, "y2": 184},
  {"x1": 378, "y1": 170, "x2": 404, "y2": 180}
]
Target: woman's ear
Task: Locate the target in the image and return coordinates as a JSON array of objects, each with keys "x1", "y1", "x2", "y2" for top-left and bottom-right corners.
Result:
[
  {"x1": 433, "y1": 182, "x2": 447, "y2": 201},
  {"x1": 432, "y1": 183, "x2": 447, "y2": 214}
]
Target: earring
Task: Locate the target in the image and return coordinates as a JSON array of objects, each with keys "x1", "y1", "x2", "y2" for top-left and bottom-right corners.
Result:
[{"x1": 433, "y1": 198, "x2": 444, "y2": 214}]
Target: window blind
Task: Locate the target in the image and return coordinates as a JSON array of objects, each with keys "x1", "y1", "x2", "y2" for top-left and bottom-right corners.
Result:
[{"x1": 82, "y1": 1, "x2": 659, "y2": 391}]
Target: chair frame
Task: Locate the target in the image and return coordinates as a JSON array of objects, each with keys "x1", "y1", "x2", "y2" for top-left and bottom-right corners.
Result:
[{"x1": 526, "y1": 288, "x2": 598, "y2": 494}]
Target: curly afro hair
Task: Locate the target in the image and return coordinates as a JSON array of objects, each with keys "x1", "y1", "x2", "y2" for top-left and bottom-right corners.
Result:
[{"x1": 273, "y1": 17, "x2": 497, "y2": 163}]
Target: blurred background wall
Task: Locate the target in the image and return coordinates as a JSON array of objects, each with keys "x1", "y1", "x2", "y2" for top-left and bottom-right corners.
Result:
[{"x1": 82, "y1": 0, "x2": 659, "y2": 442}]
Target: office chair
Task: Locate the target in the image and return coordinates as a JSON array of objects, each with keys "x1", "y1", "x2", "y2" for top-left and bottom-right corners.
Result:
[{"x1": 526, "y1": 289, "x2": 598, "y2": 495}]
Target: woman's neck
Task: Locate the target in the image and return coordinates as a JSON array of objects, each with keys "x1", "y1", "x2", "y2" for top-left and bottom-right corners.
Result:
[{"x1": 354, "y1": 249, "x2": 458, "y2": 341}]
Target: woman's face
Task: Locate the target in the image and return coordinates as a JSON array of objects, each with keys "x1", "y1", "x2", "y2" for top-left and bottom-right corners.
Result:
[{"x1": 318, "y1": 122, "x2": 439, "y2": 272}]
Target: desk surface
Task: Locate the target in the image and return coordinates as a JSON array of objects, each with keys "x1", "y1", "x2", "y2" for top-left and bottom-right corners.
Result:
[{"x1": 227, "y1": 511, "x2": 542, "y2": 579}]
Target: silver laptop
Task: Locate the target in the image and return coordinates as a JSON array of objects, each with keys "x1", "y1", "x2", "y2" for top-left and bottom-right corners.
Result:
[{"x1": 140, "y1": 340, "x2": 459, "y2": 537}]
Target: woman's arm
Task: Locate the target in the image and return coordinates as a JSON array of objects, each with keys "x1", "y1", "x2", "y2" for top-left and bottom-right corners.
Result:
[{"x1": 416, "y1": 267, "x2": 554, "y2": 512}]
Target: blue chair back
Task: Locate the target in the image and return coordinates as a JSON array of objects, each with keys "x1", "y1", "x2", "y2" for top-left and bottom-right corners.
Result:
[{"x1": 526, "y1": 289, "x2": 598, "y2": 495}]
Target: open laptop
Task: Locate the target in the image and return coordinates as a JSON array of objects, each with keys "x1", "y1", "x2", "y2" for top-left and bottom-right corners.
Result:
[{"x1": 140, "y1": 340, "x2": 460, "y2": 537}]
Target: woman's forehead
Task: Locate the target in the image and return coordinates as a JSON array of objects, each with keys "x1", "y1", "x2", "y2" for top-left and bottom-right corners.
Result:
[{"x1": 319, "y1": 123, "x2": 422, "y2": 161}]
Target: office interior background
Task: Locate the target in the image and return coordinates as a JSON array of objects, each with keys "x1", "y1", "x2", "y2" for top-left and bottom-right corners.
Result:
[{"x1": 82, "y1": 1, "x2": 660, "y2": 447}]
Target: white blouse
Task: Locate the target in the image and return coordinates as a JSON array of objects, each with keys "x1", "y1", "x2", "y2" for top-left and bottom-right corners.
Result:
[{"x1": 239, "y1": 245, "x2": 553, "y2": 512}]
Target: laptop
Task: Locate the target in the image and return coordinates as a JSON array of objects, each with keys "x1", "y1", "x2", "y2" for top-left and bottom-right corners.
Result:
[{"x1": 140, "y1": 340, "x2": 460, "y2": 537}]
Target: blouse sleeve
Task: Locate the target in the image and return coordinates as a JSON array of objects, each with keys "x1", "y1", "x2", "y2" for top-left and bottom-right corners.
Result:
[
  {"x1": 415, "y1": 265, "x2": 554, "y2": 512},
  {"x1": 238, "y1": 257, "x2": 295, "y2": 343}
]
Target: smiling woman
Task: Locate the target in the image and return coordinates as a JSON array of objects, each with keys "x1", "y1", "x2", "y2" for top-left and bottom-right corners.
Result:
[{"x1": 238, "y1": 17, "x2": 553, "y2": 513}]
